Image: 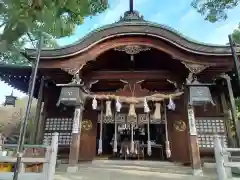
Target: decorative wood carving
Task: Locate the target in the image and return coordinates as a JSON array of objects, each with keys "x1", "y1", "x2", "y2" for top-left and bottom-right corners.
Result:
[
  {"x1": 61, "y1": 64, "x2": 85, "y2": 75},
  {"x1": 115, "y1": 80, "x2": 150, "y2": 97},
  {"x1": 114, "y1": 45, "x2": 150, "y2": 55},
  {"x1": 182, "y1": 62, "x2": 209, "y2": 74},
  {"x1": 61, "y1": 67, "x2": 79, "y2": 75}
]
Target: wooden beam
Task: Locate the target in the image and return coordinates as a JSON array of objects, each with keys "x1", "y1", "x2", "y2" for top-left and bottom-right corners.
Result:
[{"x1": 84, "y1": 71, "x2": 180, "y2": 81}]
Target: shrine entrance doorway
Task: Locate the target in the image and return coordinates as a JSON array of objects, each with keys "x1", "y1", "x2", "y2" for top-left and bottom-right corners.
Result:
[
  {"x1": 95, "y1": 111, "x2": 167, "y2": 161},
  {"x1": 82, "y1": 46, "x2": 189, "y2": 162}
]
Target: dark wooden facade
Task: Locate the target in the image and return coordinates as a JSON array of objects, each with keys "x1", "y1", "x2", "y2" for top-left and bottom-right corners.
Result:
[{"x1": 0, "y1": 10, "x2": 240, "y2": 174}]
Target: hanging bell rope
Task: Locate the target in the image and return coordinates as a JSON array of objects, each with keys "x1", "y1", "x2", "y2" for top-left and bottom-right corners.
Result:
[
  {"x1": 147, "y1": 113, "x2": 152, "y2": 156},
  {"x1": 113, "y1": 112, "x2": 118, "y2": 153},
  {"x1": 167, "y1": 96, "x2": 176, "y2": 110},
  {"x1": 105, "y1": 100, "x2": 112, "y2": 117},
  {"x1": 98, "y1": 101, "x2": 103, "y2": 155},
  {"x1": 116, "y1": 97, "x2": 122, "y2": 112},
  {"x1": 153, "y1": 102, "x2": 161, "y2": 120},
  {"x1": 92, "y1": 96, "x2": 97, "y2": 110},
  {"x1": 164, "y1": 102, "x2": 171, "y2": 158},
  {"x1": 128, "y1": 103, "x2": 137, "y2": 119}
]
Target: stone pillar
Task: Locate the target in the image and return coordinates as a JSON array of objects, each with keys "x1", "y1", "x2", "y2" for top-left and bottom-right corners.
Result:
[
  {"x1": 187, "y1": 105, "x2": 203, "y2": 176},
  {"x1": 67, "y1": 105, "x2": 84, "y2": 172}
]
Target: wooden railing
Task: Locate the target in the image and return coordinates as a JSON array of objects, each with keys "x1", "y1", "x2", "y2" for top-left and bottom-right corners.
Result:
[
  {"x1": 214, "y1": 135, "x2": 240, "y2": 180},
  {"x1": 0, "y1": 132, "x2": 58, "y2": 180}
]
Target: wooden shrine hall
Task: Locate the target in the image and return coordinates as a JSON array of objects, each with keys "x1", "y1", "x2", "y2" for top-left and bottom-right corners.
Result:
[{"x1": 0, "y1": 3, "x2": 240, "y2": 175}]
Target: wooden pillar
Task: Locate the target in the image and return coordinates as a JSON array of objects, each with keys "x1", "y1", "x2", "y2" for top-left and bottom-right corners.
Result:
[
  {"x1": 220, "y1": 92, "x2": 235, "y2": 147},
  {"x1": 30, "y1": 76, "x2": 44, "y2": 144},
  {"x1": 67, "y1": 105, "x2": 84, "y2": 172},
  {"x1": 222, "y1": 74, "x2": 240, "y2": 147},
  {"x1": 35, "y1": 102, "x2": 46, "y2": 144},
  {"x1": 185, "y1": 88, "x2": 203, "y2": 176},
  {"x1": 36, "y1": 86, "x2": 49, "y2": 144}
]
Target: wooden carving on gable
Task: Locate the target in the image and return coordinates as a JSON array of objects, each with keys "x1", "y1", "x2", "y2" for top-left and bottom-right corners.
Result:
[{"x1": 115, "y1": 80, "x2": 150, "y2": 98}]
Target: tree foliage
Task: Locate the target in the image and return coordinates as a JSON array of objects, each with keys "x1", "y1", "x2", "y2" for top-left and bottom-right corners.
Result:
[
  {"x1": 0, "y1": 32, "x2": 60, "y2": 65},
  {"x1": 0, "y1": 97, "x2": 37, "y2": 139},
  {"x1": 232, "y1": 24, "x2": 240, "y2": 44},
  {"x1": 191, "y1": 0, "x2": 239, "y2": 23},
  {"x1": 0, "y1": 0, "x2": 108, "y2": 51},
  {"x1": 191, "y1": 0, "x2": 240, "y2": 44}
]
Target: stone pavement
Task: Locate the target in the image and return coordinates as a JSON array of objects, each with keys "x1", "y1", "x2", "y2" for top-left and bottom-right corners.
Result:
[{"x1": 55, "y1": 160, "x2": 218, "y2": 180}]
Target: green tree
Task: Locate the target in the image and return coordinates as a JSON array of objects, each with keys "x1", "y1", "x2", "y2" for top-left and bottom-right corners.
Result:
[
  {"x1": 0, "y1": 0, "x2": 108, "y2": 51},
  {"x1": 191, "y1": 0, "x2": 240, "y2": 44},
  {"x1": 232, "y1": 25, "x2": 240, "y2": 44},
  {"x1": 0, "y1": 32, "x2": 60, "y2": 65},
  {"x1": 0, "y1": 97, "x2": 37, "y2": 143},
  {"x1": 191, "y1": 0, "x2": 239, "y2": 23}
]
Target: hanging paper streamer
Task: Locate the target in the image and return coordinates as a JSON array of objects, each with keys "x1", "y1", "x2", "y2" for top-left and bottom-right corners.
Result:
[
  {"x1": 147, "y1": 114, "x2": 152, "y2": 156},
  {"x1": 92, "y1": 96, "x2": 97, "y2": 110},
  {"x1": 113, "y1": 113, "x2": 118, "y2": 153},
  {"x1": 98, "y1": 101, "x2": 103, "y2": 155},
  {"x1": 167, "y1": 96, "x2": 176, "y2": 110},
  {"x1": 130, "y1": 123, "x2": 134, "y2": 153},
  {"x1": 105, "y1": 100, "x2": 112, "y2": 117},
  {"x1": 153, "y1": 102, "x2": 161, "y2": 120},
  {"x1": 144, "y1": 98, "x2": 150, "y2": 113},
  {"x1": 128, "y1": 103, "x2": 137, "y2": 119},
  {"x1": 164, "y1": 102, "x2": 171, "y2": 158},
  {"x1": 116, "y1": 97, "x2": 122, "y2": 112}
]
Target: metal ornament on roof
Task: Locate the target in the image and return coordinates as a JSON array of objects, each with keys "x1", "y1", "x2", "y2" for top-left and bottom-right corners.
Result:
[
  {"x1": 4, "y1": 91, "x2": 17, "y2": 107},
  {"x1": 114, "y1": 45, "x2": 150, "y2": 61},
  {"x1": 119, "y1": 10, "x2": 144, "y2": 21},
  {"x1": 188, "y1": 78, "x2": 215, "y2": 106}
]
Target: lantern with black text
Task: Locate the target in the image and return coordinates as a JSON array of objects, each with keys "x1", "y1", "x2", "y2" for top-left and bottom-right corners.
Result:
[
  {"x1": 4, "y1": 91, "x2": 17, "y2": 107},
  {"x1": 188, "y1": 79, "x2": 215, "y2": 106}
]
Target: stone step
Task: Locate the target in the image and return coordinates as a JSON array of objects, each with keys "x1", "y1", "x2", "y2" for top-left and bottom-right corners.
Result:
[
  {"x1": 80, "y1": 164, "x2": 193, "y2": 174},
  {"x1": 57, "y1": 160, "x2": 217, "y2": 178},
  {"x1": 56, "y1": 164, "x2": 217, "y2": 180}
]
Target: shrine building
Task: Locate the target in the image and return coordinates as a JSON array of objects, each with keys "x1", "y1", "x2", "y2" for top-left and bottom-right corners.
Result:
[{"x1": 0, "y1": 5, "x2": 240, "y2": 175}]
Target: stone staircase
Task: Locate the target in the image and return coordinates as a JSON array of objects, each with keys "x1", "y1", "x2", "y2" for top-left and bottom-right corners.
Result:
[{"x1": 56, "y1": 160, "x2": 218, "y2": 180}]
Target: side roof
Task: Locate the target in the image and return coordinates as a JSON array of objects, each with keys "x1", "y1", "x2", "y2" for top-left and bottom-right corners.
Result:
[{"x1": 24, "y1": 11, "x2": 240, "y2": 59}]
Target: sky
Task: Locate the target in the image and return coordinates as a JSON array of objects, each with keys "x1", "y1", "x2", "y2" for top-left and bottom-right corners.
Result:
[{"x1": 0, "y1": 0, "x2": 240, "y2": 103}]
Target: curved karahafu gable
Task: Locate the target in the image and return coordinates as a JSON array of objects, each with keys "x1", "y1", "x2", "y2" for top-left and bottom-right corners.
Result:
[{"x1": 24, "y1": 10, "x2": 240, "y2": 59}]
